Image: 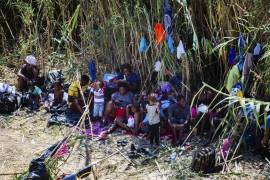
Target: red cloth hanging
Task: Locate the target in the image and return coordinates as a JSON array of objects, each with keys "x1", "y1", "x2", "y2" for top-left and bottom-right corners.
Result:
[{"x1": 154, "y1": 23, "x2": 166, "y2": 44}]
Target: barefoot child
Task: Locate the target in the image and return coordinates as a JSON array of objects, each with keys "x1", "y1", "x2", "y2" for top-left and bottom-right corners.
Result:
[
  {"x1": 91, "y1": 81, "x2": 105, "y2": 121},
  {"x1": 146, "y1": 94, "x2": 160, "y2": 147}
]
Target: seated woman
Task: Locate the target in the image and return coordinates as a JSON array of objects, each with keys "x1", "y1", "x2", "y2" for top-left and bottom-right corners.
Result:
[
  {"x1": 17, "y1": 55, "x2": 40, "y2": 91},
  {"x1": 168, "y1": 95, "x2": 190, "y2": 145},
  {"x1": 104, "y1": 83, "x2": 135, "y2": 134}
]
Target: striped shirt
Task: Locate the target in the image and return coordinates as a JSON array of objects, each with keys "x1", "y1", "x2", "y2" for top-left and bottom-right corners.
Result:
[{"x1": 91, "y1": 88, "x2": 104, "y2": 104}]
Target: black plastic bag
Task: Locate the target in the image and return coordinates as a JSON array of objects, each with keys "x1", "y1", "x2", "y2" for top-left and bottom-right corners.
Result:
[
  {"x1": 23, "y1": 143, "x2": 59, "y2": 180},
  {"x1": 0, "y1": 93, "x2": 20, "y2": 114}
]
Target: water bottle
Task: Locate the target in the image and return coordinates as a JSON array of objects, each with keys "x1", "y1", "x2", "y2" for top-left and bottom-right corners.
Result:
[{"x1": 170, "y1": 152, "x2": 177, "y2": 165}]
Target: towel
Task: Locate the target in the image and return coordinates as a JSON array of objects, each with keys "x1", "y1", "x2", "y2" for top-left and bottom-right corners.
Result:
[
  {"x1": 139, "y1": 37, "x2": 148, "y2": 53},
  {"x1": 167, "y1": 35, "x2": 174, "y2": 54}
]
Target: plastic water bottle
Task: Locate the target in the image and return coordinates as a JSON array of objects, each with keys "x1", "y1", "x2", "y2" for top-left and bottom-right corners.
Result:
[{"x1": 170, "y1": 152, "x2": 177, "y2": 165}]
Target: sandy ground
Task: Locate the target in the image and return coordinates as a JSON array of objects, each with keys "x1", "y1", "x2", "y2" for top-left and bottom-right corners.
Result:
[{"x1": 1, "y1": 66, "x2": 270, "y2": 180}]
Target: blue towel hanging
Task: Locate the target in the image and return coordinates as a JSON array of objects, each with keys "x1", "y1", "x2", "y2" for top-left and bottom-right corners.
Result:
[
  {"x1": 88, "y1": 58, "x2": 96, "y2": 82},
  {"x1": 167, "y1": 35, "x2": 174, "y2": 54},
  {"x1": 228, "y1": 47, "x2": 236, "y2": 66},
  {"x1": 138, "y1": 37, "x2": 148, "y2": 53}
]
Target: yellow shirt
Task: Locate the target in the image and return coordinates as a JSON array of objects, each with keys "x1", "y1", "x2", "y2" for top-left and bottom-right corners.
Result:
[{"x1": 68, "y1": 81, "x2": 88, "y2": 98}]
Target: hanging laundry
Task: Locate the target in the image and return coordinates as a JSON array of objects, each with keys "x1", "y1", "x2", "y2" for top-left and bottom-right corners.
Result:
[
  {"x1": 154, "y1": 23, "x2": 166, "y2": 44},
  {"x1": 242, "y1": 53, "x2": 254, "y2": 81},
  {"x1": 238, "y1": 34, "x2": 245, "y2": 61},
  {"x1": 192, "y1": 32, "x2": 198, "y2": 51},
  {"x1": 138, "y1": 37, "x2": 148, "y2": 53},
  {"x1": 177, "y1": 40, "x2": 186, "y2": 59},
  {"x1": 163, "y1": 0, "x2": 173, "y2": 35},
  {"x1": 88, "y1": 58, "x2": 96, "y2": 82},
  {"x1": 154, "y1": 60, "x2": 162, "y2": 72},
  {"x1": 253, "y1": 43, "x2": 262, "y2": 64},
  {"x1": 253, "y1": 43, "x2": 262, "y2": 56},
  {"x1": 224, "y1": 64, "x2": 241, "y2": 93},
  {"x1": 167, "y1": 35, "x2": 174, "y2": 54},
  {"x1": 238, "y1": 35, "x2": 245, "y2": 50},
  {"x1": 228, "y1": 47, "x2": 236, "y2": 66}
]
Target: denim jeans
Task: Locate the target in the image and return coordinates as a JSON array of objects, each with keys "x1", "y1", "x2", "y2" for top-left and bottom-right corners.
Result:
[{"x1": 93, "y1": 103, "x2": 104, "y2": 117}]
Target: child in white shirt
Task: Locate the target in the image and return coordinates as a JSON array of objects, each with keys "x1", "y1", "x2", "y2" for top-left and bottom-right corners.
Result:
[{"x1": 146, "y1": 94, "x2": 160, "y2": 146}]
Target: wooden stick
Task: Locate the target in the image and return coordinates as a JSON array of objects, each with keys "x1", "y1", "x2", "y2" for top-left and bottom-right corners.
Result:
[{"x1": 155, "y1": 160, "x2": 167, "y2": 180}]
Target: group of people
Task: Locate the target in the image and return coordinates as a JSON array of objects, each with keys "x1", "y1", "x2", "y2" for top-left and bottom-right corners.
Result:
[
  {"x1": 8, "y1": 54, "x2": 270, "y2": 154},
  {"x1": 14, "y1": 56, "x2": 196, "y2": 147}
]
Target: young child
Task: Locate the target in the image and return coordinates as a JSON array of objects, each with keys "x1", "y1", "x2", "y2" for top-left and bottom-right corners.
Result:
[
  {"x1": 91, "y1": 81, "x2": 105, "y2": 121},
  {"x1": 28, "y1": 81, "x2": 42, "y2": 110},
  {"x1": 146, "y1": 94, "x2": 160, "y2": 147},
  {"x1": 45, "y1": 81, "x2": 67, "y2": 110},
  {"x1": 127, "y1": 104, "x2": 141, "y2": 135}
]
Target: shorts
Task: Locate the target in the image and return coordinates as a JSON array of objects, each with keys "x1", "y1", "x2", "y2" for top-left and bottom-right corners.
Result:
[
  {"x1": 93, "y1": 103, "x2": 104, "y2": 117},
  {"x1": 115, "y1": 108, "x2": 126, "y2": 119}
]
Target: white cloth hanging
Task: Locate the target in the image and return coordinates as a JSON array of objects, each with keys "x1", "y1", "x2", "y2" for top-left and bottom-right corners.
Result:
[
  {"x1": 177, "y1": 40, "x2": 186, "y2": 59},
  {"x1": 154, "y1": 60, "x2": 162, "y2": 72}
]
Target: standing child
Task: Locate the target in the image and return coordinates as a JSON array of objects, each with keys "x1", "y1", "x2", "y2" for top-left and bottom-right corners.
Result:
[
  {"x1": 91, "y1": 81, "x2": 105, "y2": 121},
  {"x1": 146, "y1": 94, "x2": 160, "y2": 147}
]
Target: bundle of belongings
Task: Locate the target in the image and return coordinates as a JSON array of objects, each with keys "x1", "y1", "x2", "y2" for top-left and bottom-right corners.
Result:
[
  {"x1": 0, "y1": 83, "x2": 22, "y2": 114},
  {"x1": 45, "y1": 70, "x2": 81, "y2": 127}
]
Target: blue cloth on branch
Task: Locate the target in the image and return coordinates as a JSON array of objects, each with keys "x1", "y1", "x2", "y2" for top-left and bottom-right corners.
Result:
[{"x1": 88, "y1": 58, "x2": 96, "y2": 82}]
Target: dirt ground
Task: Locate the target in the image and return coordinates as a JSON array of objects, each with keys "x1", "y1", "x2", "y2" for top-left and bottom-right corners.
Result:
[{"x1": 1, "y1": 66, "x2": 270, "y2": 180}]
